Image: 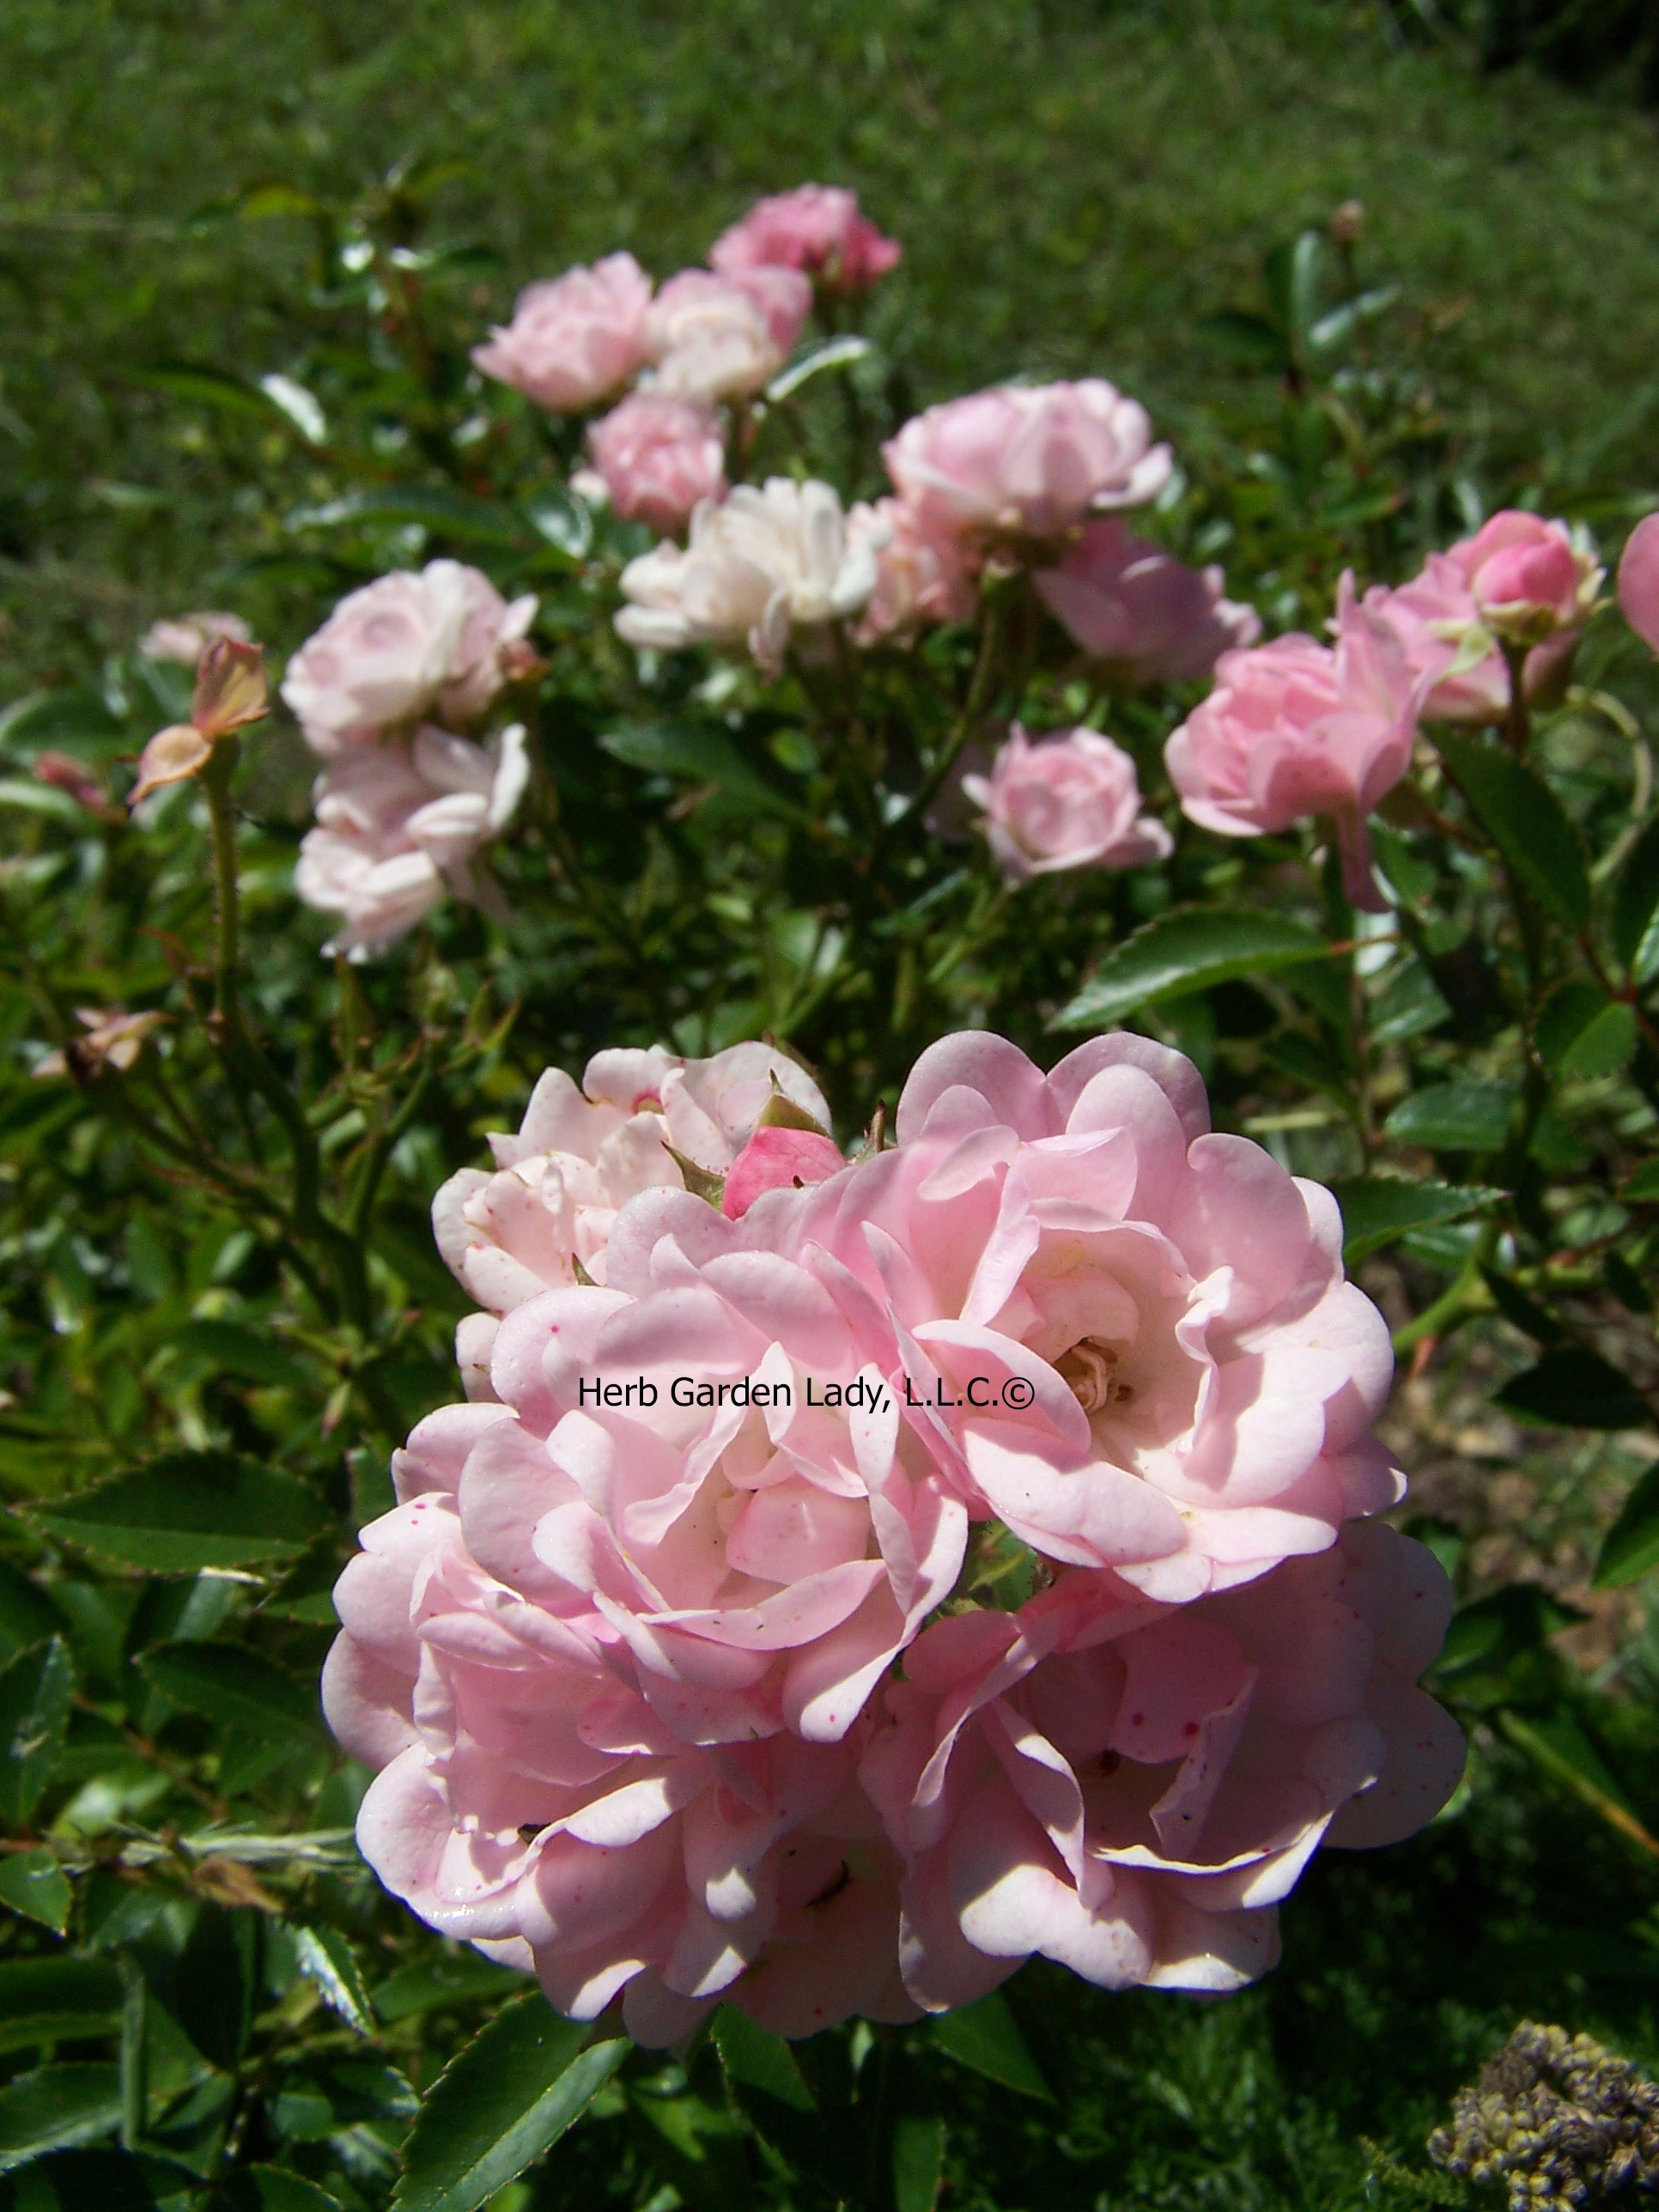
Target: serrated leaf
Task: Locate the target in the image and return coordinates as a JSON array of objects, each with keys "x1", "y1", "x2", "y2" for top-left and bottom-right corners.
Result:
[
  {"x1": 1594, "y1": 1463, "x2": 1659, "y2": 1589},
  {"x1": 392, "y1": 1993, "x2": 624, "y2": 2212},
  {"x1": 294, "y1": 1925, "x2": 375, "y2": 2037},
  {"x1": 1494, "y1": 1346, "x2": 1649, "y2": 1430},
  {"x1": 1437, "y1": 734, "x2": 1589, "y2": 931},
  {"x1": 32, "y1": 1454, "x2": 328, "y2": 1572},
  {"x1": 0, "y1": 1635, "x2": 75, "y2": 1822},
  {"x1": 712, "y1": 2006, "x2": 815, "y2": 2111},
  {"x1": 599, "y1": 720, "x2": 808, "y2": 820},
  {"x1": 0, "y1": 1849, "x2": 72, "y2": 1933},
  {"x1": 1054, "y1": 907, "x2": 1329, "y2": 1030},
  {"x1": 1382, "y1": 1080, "x2": 1516, "y2": 1153},
  {"x1": 0, "y1": 2065, "x2": 122, "y2": 2172},
  {"x1": 928, "y1": 1990, "x2": 1051, "y2": 2100},
  {"x1": 0, "y1": 1960, "x2": 121, "y2": 2055},
  {"x1": 1329, "y1": 1176, "x2": 1500, "y2": 1264}
]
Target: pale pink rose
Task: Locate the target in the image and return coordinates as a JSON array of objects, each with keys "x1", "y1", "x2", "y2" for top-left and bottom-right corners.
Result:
[
  {"x1": 646, "y1": 268, "x2": 811, "y2": 402},
  {"x1": 432, "y1": 1041, "x2": 833, "y2": 1310},
  {"x1": 860, "y1": 1522, "x2": 1463, "y2": 2011},
  {"x1": 295, "y1": 724, "x2": 529, "y2": 960},
  {"x1": 1455, "y1": 510, "x2": 1600, "y2": 640},
  {"x1": 710, "y1": 185, "x2": 902, "y2": 294},
  {"x1": 585, "y1": 392, "x2": 726, "y2": 535},
  {"x1": 616, "y1": 478, "x2": 877, "y2": 670},
  {"x1": 723, "y1": 1126, "x2": 847, "y2": 1218},
  {"x1": 1618, "y1": 512, "x2": 1659, "y2": 656},
  {"x1": 798, "y1": 1030, "x2": 1403, "y2": 1604},
  {"x1": 963, "y1": 725, "x2": 1173, "y2": 883},
  {"x1": 471, "y1": 253, "x2": 653, "y2": 414},
  {"x1": 138, "y1": 611, "x2": 252, "y2": 665},
  {"x1": 282, "y1": 563, "x2": 538, "y2": 755},
  {"x1": 847, "y1": 497, "x2": 977, "y2": 640},
  {"x1": 1363, "y1": 554, "x2": 1574, "y2": 723},
  {"x1": 882, "y1": 382, "x2": 1172, "y2": 548},
  {"x1": 1164, "y1": 574, "x2": 1417, "y2": 911},
  {"x1": 1033, "y1": 520, "x2": 1261, "y2": 684}
]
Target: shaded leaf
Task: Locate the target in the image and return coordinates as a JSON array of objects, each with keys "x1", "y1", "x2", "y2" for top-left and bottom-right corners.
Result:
[
  {"x1": 1054, "y1": 907, "x2": 1330, "y2": 1030},
  {"x1": 1330, "y1": 1176, "x2": 1499, "y2": 1264},
  {"x1": 372, "y1": 1955, "x2": 526, "y2": 2025},
  {"x1": 0, "y1": 1849, "x2": 72, "y2": 1933},
  {"x1": 170, "y1": 1321, "x2": 311, "y2": 1390},
  {"x1": 223, "y1": 2168, "x2": 345, "y2": 2212},
  {"x1": 1612, "y1": 813, "x2": 1659, "y2": 968},
  {"x1": 1437, "y1": 733, "x2": 1589, "y2": 930},
  {"x1": 1594, "y1": 1462, "x2": 1659, "y2": 1589},
  {"x1": 33, "y1": 1454, "x2": 328, "y2": 1573},
  {"x1": 287, "y1": 486, "x2": 526, "y2": 547},
  {"x1": 1383, "y1": 1081, "x2": 1516, "y2": 1152},
  {"x1": 893, "y1": 2113, "x2": 946, "y2": 2212},
  {"x1": 1624, "y1": 1159, "x2": 1659, "y2": 1202},
  {"x1": 712, "y1": 2007, "x2": 815, "y2": 2112},
  {"x1": 392, "y1": 1993, "x2": 625, "y2": 2212},
  {"x1": 600, "y1": 720, "x2": 808, "y2": 821},
  {"x1": 140, "y1": 1643, "x2": 316, "y2": 1740},
  {"x1": 0, "y1": 2065, "x2": 122, "y2": 2172},
  {"x1": 928, "y1": 1990, "x2": 1051, "y2": 2100},
  {"x1": 0, "y1": 1636, "x2": 75, "y2": 1822},
  {"x1": 1494, "y1": 1346, "x2": 1649, "y2": 1430},
  {"x1": 0, "y1": 1960, "x2": 121, "y2": 2055}
]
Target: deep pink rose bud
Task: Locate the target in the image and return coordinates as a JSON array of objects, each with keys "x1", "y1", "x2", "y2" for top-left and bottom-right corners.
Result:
[
  {"x1": 721, "y1": 1125, "x2": 845, "y2": 1218},
  {"x1": 586, "y1": 392, "x2": 726, "y2": 535},
  {"x1": 472, "y1": 253, "x2": 653, "y2": 415},
  {"x1": 1618, "y1": 513, "x2": 1659, "y2": 655},
  {"x1": 1455, "y1": 512, "x2": 1600, "y2": 641},
  {"x1": 710, "y1": 184, "x2": 902, "y2": 294}
]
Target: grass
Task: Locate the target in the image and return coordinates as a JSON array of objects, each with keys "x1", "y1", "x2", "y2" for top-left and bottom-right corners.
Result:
[{"x1": 3, "y1": 0, "x2": 1659, "y2": 689}]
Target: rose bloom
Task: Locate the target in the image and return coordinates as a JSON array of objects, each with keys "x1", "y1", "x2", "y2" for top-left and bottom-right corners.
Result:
[
  {"x1": 861, "y1": 1522, "x2": 1463, "y2": 2010},
  {"x1": 615, "y1": 477, "x2": 877, "y2": 671},
  {"x1": 295, "y1": 724, "x2": 528, "y2": 960},
  {"x1": 1363, "y1": 553, "x2": 1575, "y2": 723},
  {"x1": 1034, "y1": 520, "x2": 1261, "y2": 685},
  {"x1": 1455, "y1": 510, "x2": 1601, "y2": 641},
  {"x1": 710, "y1": 185, "x2": 902, "y2": 294},
  {"x1": 847, "y1": 496, "x2": 977, "y2": 640},
  {"x1": 1163, "y1": 575, "x2": 1417, "y2": 912},
  {"x1": 883, "y1": 381, "x2": 1172, "y2": 548},
  {"x1": 281, "y1": 562, "x2": 538, "y2": 755},
  {"x1": 646, "y1": 268, "x2": 812, "y2": 402},
  {"x1": 963, "y1": 725, "x2": 1173, "y2": 883},
  {"x1": 433, "y1": 1041, "x2": 834, "y2": 1316},
  {"x1": 799, "y1": 1031, "x2": 1402, "y2": 1603},
  {"x1": 471, "y1": 252, "x2": 653, "y2": 414},
  {"x1": 138, "y1": 611, "x2": 252, "y2": 665},
  {"x1": 585, "y1": 392, "x2": 726, "y2": 536},
  {"x1": 1619, "y1": 512, "x2": 1659, "y2": 657}
]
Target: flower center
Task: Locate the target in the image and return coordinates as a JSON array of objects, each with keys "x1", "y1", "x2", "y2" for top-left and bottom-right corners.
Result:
[{"x1": 1054, "y1": 1337, "x2": 1135, "y2": 1413}]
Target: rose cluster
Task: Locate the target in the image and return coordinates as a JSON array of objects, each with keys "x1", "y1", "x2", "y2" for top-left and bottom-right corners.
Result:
[{"x1": 325, "y1": 1028, "x2": 1464, "y2": 2045}]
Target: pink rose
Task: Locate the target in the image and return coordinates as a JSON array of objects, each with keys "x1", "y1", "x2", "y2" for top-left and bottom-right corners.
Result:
[
  {"x1": 846, "y1": 497, "x2": 977, "y2": 640},
  {"x1": 798, "y1": 1031, "x2": 1403, "y2": 1603},
  {"x1": 1363, "y1": 553, "x2": 1575, "y2": 724},
  {"x1": 860, "y1": 1522, "x2": 1464, "y2": 2010},
  {"x1": 585, "y1": 392, "x2": 726, "y2": 535},
  {"x1": 1455, "y1": 510, "x2": 1599, "y2": 640},
  {"x1": 1033, "y1": 520, "x2": 1261, "y2": 684},
  {"x1": 138, "y1": 610, "x2": 252, "y2": 665},
  {"x1": 963, "y1": 725, "x2": 1173, "y2": 882},
  {"x1": 471, "y1": 252, "x2": 653, "y2": 414},
  {"x1": 432, "y1": 1041, "x2": 834, "y2": 1311},
  {"x1": 722, "y1": 1126, "x2": 847, "y2": 1218},
  {"x1": 1164, "y1": 575, "x2": 1417, "y2": 911},
  {"x1": 281, "y1": 562, "x2": 538, "y2": 754},
  {"x1": 1619, "y1": 512, "x2": 1659, "y2": 656},
  {"x1": 646, "y1": 268, "x2": 811, "y2": 402},
  {"x1": 710, "y1": 185, "x2": 902, "y2": 294},
  {"x1": 882, "y1": 381, "x2": 1172, "y2": 548},
  {"x1": 295, "y1": 724, "x2": 528, "y2": 960}
]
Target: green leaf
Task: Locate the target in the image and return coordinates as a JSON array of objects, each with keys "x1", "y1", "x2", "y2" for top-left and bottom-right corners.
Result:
[
  {"x1": 0, "y1": 1636, "x2": 75, "y2": 1822},
  {"x1": 0, "y1": 1559, "x2": 65, "y2": 1662},
  {"x1": 1265, "y1": 228, "x2": 1327, "y2": 349},
  {"x1": 0, "y1": 1849, "x2": 72, "y2": 1933},
  {"x1": 1382, "y1": 1081, "x2": 1516, "y2": 1153},
  {"x1": 1196, "y1": 309, "x2": 1289, "y2": 370},
  {"x1": 599, "y1": 720, "x2": 809, "y2": 821},
  {"x1": 0, "y1": 1960, "x2": 121, "y2": 2055},
  {"x1": 928, "y1": 1990, "x2": 1051, "y2": 2100},
  {"x1": 1612, "y1": 814, "x2": 1659, "y2": 969},
  {"x1": 293, "y1": 1926, "x2": 375, "y2": 2038},
  {"x1": 0, "y1": 690, "x2": 123, "y2": 758},
  {"x1": 134, "y1": 364, "x2": 272, "y2": 420},
  {"x1": 1437, "y1": 734, "x2": 1589, "y2": 931},
  {"x1": 892, "y1": 2114, "x2": 946, "y2": 2212},
  {"x1": 371, "y1": 1955, "x2": 527, "y2": 2025},
  {"x1": 32, "y1": 1454, "x2": 329, "y2": 1573},
  {"x1": 1308, "y1": 284, "x2": 1400, "y2": 351},
  {"x1": 1329, "y1": 1176, "x2": 1500, "y2": 1264},
  {"x1": 140, "y1": 1643, "x2": 316, "y2": 1740},
  {"x1": 1054, "y1": 907, "x2": 1331, "y2": 1030},
  {"x1": 392, "y1": 1993, "x2": 625, "y2": 2212},
  {"x1": 0, "y1": 2065, "x2": 122, "y2": 2172},
  {"x1": 1498, "y1": 1711, "x2": 1657, "y2": 1854},
  {"x1": 287, "y1": 486, "x2": 527, "y2": 547},
  {"x1": 1494, "y1": 1346, "x2": 1649, "y2": 1430},
  {"x1": 1594, "y1": 1462, "x2": 1659, "y2": 1589},
  {"x1": 1624, "y1": 1159, "x2": 1659, "y2": 1202},
  {"x1": 766, "y1": 335, "x2": 872, "y2": 401},
  {"x1": 712, "y1": 2007, "x2": 816, "y2": 2112},
  {"x1": 224, "y1": 2168, "x2": 346, "y2": 2212},
  {"x1": 169, "y1": 1321, "x2": 312, "y2": 1390}
]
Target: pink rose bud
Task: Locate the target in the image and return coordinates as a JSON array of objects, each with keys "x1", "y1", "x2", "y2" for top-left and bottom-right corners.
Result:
[
  {"x1": 963, "y1": 724, "x2": 1173, "y2": 883},
  {"x1": 1618, "y1": 512, "x2": 1659, "y2": 655},
  {"x1": 471, "y1": 252, "x2": 653, "y2": 415},
  {"x1": 586, "y1": 392, "x2": 726, "y2": 535},
  {"x1": 1164, "y1": 574, "x2": 1417, "y2": 911},
  {"x1": 709, "y1": 184, "x2": 902, "y2": 294},
  {"x1": 1033, "y1": 519, "x2": 1261, "y2": 684},
  {"x1": 34, "y1": 751, "x2": 112, "y2": 817},
  {"x1": 1454, "y1": 511, "x2": 1600, "y2": 640},
  {"x1": 720, "y1": 1125, "x2": 845, "y2": 1218},
  {"x1": 191, "y1": 635, "x2": 268, "y2": 740}
]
